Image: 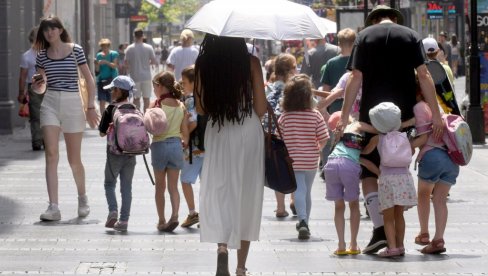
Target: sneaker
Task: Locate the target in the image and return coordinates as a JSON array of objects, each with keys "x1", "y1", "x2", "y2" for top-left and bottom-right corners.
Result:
[
  {"x1": 181, "y1": 212, "x2": 199, "y2": 228},
  {"x1": 113, "y1": 221, "x2": 128, "y2": 232},
  {"x1": 105, "y1": 211, "x2": 118, "y2": 228},
  {"x1": 40, "y1": 203, "x2": 61, "y2": 221},
  {"x1": 296, "y1": 220, "x2": 310, "y2": 240},
  {"x1": 362, "y1": 226, "x2": 387, "y2": 254},
  {"x1": 78, "y1": 195, "x2": 90, "y2": 217}
]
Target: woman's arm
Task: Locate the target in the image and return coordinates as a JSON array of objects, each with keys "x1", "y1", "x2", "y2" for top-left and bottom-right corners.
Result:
[
  {"x1": 410, "y1": 133, "x2": 429, "y2": 150},
  {"x1": 401, "y1": 117, "x2": 416, "y2": 129},
  {"x1": 79, "y1": 63, "x2": 99, "y2": 128},
  {"x1": 250, "y1": 56, "x2": 267, "y2": 117}
]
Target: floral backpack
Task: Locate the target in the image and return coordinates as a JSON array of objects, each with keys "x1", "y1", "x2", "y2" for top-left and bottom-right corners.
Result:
[
  {"x1": 378, "y1": 131, "x2": 412, "y2": 168},
  {"x1": 107, "y1": 103, "x2": 150, "y2": 155},
  {"x1": 441, "y1": 114, "x2": 473, "y2": 166}
]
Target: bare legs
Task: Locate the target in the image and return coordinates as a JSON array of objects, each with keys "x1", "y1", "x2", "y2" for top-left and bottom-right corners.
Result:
[
  {"x1": 216, "y1": 241, "x2": 251, "y2": 276},
  {"x1": 182, "y1": 183, "x2": 196, "y2": 212},
  {"x1": 43, "y1": 126, "x2": 86, "y2": 204},
  {"x1": 417, "y1": 179, "x2": 451, "y2": 241},
  {"x1": 333, "y1": 199, "x2": 360, "y2": 252},
  {"x1": 154, "y1": 168, "x2": 180, "y2": 227},
  {"x1": 382, "y1": 205, "x2": 405, "y2": 250}
]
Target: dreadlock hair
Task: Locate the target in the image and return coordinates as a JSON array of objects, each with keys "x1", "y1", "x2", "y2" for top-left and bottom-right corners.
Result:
[
  {"x1": 153, "y1": 71, "x2": 183, "y2": 99},
  {"x1": 194, "y1": 34, "x2": 252, "y2": 129}
]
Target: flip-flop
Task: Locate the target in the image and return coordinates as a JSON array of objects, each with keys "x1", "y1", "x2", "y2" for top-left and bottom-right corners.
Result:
[
  {"x1": 333, "y1": 249, "x2": 348, "y2": 256},
  {"x1": 346, "y1": 248, "x2": 361, "y2": 255}
]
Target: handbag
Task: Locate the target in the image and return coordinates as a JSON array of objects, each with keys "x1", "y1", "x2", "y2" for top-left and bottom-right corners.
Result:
[
  {"x1": 71, "y1": 44, "x2": 89, "y2": 111},
  {"x1": 264, "y1": 103, "x2": 297, "y2": 194},
  {"x1": 18, "y1": 96, "x2": 29, "y2": 118}
]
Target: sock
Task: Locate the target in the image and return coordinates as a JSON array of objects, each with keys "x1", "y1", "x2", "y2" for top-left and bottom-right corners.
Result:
[{"x1": 365, "y1": 192, "x2": 383, "y2": 228}]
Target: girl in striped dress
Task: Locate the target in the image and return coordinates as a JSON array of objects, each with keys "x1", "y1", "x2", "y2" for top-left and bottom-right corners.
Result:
[{"x1": 278, "y1": 74, "x2": 329, "y2": 240}]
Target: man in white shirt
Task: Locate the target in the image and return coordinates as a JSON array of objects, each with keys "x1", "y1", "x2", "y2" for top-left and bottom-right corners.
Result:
[
  {"x1": 18, "y1": 27, "x2": 44, "y2": 151},
  {"x1": 125, "y1": 28, "x2": 157, "y2": 111},
  {"x1": 166, "y1": 29, "x2": 199, "y2": 81}
]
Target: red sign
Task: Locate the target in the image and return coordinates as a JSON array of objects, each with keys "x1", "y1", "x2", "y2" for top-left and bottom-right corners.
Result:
[{"x1": 130, "y1": 15, "x2": 148, "y2": 22}]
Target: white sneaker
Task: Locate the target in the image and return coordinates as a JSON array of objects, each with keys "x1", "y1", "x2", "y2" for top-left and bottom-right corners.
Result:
[
  {"x1": 40, "y1": 203, "x2": 61, "y2": 221},
  {"x1": 78, "y1": 195, "x2": 90, "y2": 217}
]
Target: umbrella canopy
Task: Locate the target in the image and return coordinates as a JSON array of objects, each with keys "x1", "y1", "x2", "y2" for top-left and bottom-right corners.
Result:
[
  {"x1": 185, "y1": 0, "x2": 329, "y2": 40},
  {"x1": 322, "y1": 18, "x2": 337, "y2": 34}
]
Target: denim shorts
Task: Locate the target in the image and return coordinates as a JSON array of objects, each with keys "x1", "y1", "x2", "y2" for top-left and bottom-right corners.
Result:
[
  {"x1": 180, "y1": 155, "x2": 204, "y2": 184},
  {"x1": 150, "y1": 137, "x2": 184, "y2": 170},
  {"x1": 323, "y1": 157, "x2": 361, "y2": 201},
  {"x1": 97, "y1": 80, "x2": 111, "y2": 102},
  {"x1": 418, "y1": 148, "x2": 459, "y2": 186}
]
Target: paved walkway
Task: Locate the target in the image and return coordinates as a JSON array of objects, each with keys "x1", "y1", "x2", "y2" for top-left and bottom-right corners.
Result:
[{"x1": 1, "y1": 77, "x2": 488, "y2": 275}]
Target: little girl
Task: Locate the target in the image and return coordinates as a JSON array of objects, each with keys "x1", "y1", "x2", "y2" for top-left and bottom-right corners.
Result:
[
  {"x1": 323, "y1": 111, "x2": 376, "y2": 255},
  {"x1": 411, "y1": 90, "x2": 459, "y2": 254},
  {"x1": 98, "y1": 75, "x2": 137, "y2": 232},
  {"x1": 363, "y1": 102, "x2": 417, "y2": 257},
  {"x1": 278, "y1": 74, "x2": 329, "y2": 240},
  {"x1": 150, "y1": 71, "x2": 189, "y2": 232}
]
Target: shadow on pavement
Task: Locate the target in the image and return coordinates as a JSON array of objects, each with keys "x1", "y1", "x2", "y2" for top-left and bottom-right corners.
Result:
[
  {"x1": 343, "y1": 252, "x2": 480, "y2": 262},
  {"x1": 0, "y1": 195, "x2": 22, "y2": 235},
  {"x1": 34, "y1": 218, "x2": 100, "y2": 226}
]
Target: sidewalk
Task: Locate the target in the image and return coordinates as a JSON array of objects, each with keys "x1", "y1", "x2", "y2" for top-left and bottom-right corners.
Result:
[{"x1": 1, "y1": 77, "x2": 488, "y2": 275}]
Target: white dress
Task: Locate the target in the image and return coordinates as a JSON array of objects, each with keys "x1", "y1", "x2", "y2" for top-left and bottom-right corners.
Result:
[{"x1": 199, "y1": 111, "x2": 265, "y2": 249}]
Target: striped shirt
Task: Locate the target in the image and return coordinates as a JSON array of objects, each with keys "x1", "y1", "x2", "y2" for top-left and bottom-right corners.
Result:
[
  {"x1": 278, "y1": 109, "x2": 329, "y2": 171},
  {"x1": 36, "y1": 44, "x2": 87, "y2": 92}
]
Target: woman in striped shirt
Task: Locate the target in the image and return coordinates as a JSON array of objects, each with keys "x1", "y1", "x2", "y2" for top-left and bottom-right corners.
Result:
[
  {"x1": 278, "y1": 74, "x2": 329, "y2": 240},
  {"x1": 31, "y1": 15, "x2": 98, "y2": 222}
]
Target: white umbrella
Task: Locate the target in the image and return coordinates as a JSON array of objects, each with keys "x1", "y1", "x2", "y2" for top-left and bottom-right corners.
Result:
[
  {"x1": 321, "y1": 18, "x2": 337, "y2": 34},
  {"x1": 185, "y1": 0, "x2": 329, "y2": 40}
]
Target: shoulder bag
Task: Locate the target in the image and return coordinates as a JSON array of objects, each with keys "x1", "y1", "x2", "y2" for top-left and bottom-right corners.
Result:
[{"x1": 264, "y1": 103, "x2": 297, "y2": 194}]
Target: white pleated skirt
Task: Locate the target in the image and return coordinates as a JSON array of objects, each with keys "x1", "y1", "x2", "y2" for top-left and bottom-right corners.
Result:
[{"x1": 199, "y1": 111, "x2": 265, "y2": 249}]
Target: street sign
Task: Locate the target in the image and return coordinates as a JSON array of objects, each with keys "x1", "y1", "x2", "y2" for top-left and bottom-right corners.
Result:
[{"x1": 130, "y1": 15, "x2": 148, "y2": 22}]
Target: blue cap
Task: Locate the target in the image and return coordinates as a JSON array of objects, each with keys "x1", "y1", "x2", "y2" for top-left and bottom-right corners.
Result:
[{"x1": 103, "y1": 75, "x2": 135, "y2": 92}]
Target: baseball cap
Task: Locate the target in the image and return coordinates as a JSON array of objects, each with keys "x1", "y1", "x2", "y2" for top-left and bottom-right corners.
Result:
[
  {"x1": 422, "y1": 37, "x2": 439, "y2": 53},
  {"x1": 103, "y1": 75, "x2": 135, "y2": 92},
  {"x1": 369, "y1": 102, "x2": 401, "y2": 133},
  {"x1": 365, "y1": 5, "x2": 404, "y2": 27}
]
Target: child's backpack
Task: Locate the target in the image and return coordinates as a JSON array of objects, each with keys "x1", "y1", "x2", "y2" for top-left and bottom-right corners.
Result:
[
  {"x1": 378, "y1": 131, "x2": 412, "y2": 168},
  {"x1": 188, "y1": 114, "x2": 209, "y2": 163},
  {"x1": 441, "y1": 114, "x2": 473, "y2": 166},
  {"x1": 143, "y1": 107, "x2": 168, "y2": 136},
  {"x1": 107, "y1": 103, "x2": 150, "y2": 155}
]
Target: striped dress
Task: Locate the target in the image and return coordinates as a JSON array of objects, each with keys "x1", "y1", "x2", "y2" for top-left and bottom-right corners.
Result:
[{"x1": 277, "y1": 109, "x2": 329, "y2": 171}]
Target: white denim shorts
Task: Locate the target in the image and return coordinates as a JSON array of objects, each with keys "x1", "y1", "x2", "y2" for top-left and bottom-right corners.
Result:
[
  {"x1": 40, "y1": 90, "x2": 86, "y2": 133},
  {"x1": 134, "y1": 80, "x2": 152, "y2": 99}
]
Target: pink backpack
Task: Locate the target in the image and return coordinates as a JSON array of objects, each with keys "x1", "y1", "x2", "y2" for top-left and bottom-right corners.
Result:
[
  {"x1": 442, "y1": 114, "x2": 473, "y2": 166},
  {"x1": 378, "y1": 131, "x2": 412, "y2": 168},
  {"x1": 107, "y1": 103, "x2": 150, "y2": 155}
]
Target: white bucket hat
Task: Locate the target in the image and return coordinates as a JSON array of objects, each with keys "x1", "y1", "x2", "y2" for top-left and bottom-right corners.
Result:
[{"x1": 369, "y1": 102, "x2": 402, "y2": 133}]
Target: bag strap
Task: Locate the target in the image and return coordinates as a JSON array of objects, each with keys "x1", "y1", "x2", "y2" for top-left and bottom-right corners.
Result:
[{"x1": 266, "y1": 102, "x2": 284, "y2": 139}]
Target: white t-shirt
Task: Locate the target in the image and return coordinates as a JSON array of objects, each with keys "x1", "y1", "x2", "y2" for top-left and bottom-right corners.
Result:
[
  {"x1": 125, "y1": 42, "x2": 156, "y2": 82},
  {"x1": 20, "y1": 48, "x2": 37, "y2": 84},
  {"x1": 166, "y1": 46, "x2": 199, "y2": 81}
]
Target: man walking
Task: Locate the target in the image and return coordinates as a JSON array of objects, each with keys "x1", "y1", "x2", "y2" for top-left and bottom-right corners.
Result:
[
  {"x1": 125, "y1": 28, "x2": 157, "y2": 111},
  {"x1": 337, "y1": 5, "x2": 444, "y2": 254},
  {"x1": 300, "y1": 38, "x2": 339, "y2": 89}
]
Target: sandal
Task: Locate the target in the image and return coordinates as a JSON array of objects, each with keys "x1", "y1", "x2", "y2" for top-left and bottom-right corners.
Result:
[
  {"x1": 275, "y1": 210, "x2": 289, "y2": 218},
  {"x1": 378, "y1": 247, "x2": 403, "y2": 258},
  {"x1": 235, "y1": 267, "x2": 248, "y2": 276},
  {"x1": 421, "y1": 238, "x2": 446, "y2": 254},
  {"x1": 161, "y1": 217, "x2": 179, "y2": 232},
  {"x1": 333, "y1": 249, "x2": 348, "y2": 256},
  {"x1": 156, "y1": 220, "x2": 166, "y2": 231},
  {"x1": 414, "y1": 233, "x2": 430, "y2": 245},
  {"x1": 346, "y1": 248, "x2": 361, "y2": 255},
  {"x1": 289, "y1": 203, "x2": 297, "y2": 216}
]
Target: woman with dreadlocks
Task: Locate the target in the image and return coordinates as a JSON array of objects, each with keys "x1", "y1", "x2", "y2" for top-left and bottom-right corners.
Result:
[{"x1": 194, "y1": 34, "x2": 267, "y2": 276}]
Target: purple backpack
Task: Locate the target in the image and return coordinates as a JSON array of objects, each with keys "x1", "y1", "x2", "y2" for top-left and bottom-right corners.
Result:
[
  {"x1": 107, "y1": 103, "x2": 150, "y2": 155},
  {"x1": 378, "y1": 131, "x2": 412, "y2": 168},
  {"x1": 442, "y1": 114, "x2": 472, "y2": 166}
]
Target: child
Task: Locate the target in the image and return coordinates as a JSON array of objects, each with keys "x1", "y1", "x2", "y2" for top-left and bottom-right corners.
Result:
[
  {"x1": 98, "y1": 75, "x2": 137, "y2": 232},
  {"x1": 363, "y1": 102, "x2": 417, "y2": 257},
  {"x1": 179, "y1": 65, "x2": 207, "y2": 228},
  {"x1": 150, "y1": 71, "x2": 189, "y2": 232},
  {"x1": 323, "y1": 111, "x2": 377, "y2": 255},
  {"x1": 411, "y1": 91, "x2": 459, "y2": 254},
  {"x1": 278, "y1": 74, "x2": 329, "y2": 240}
]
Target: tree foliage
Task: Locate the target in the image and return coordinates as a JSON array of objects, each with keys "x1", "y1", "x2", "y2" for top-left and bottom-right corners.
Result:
[{"x1": 138, "y1": 0, "x2": 200, "y2": 29}]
